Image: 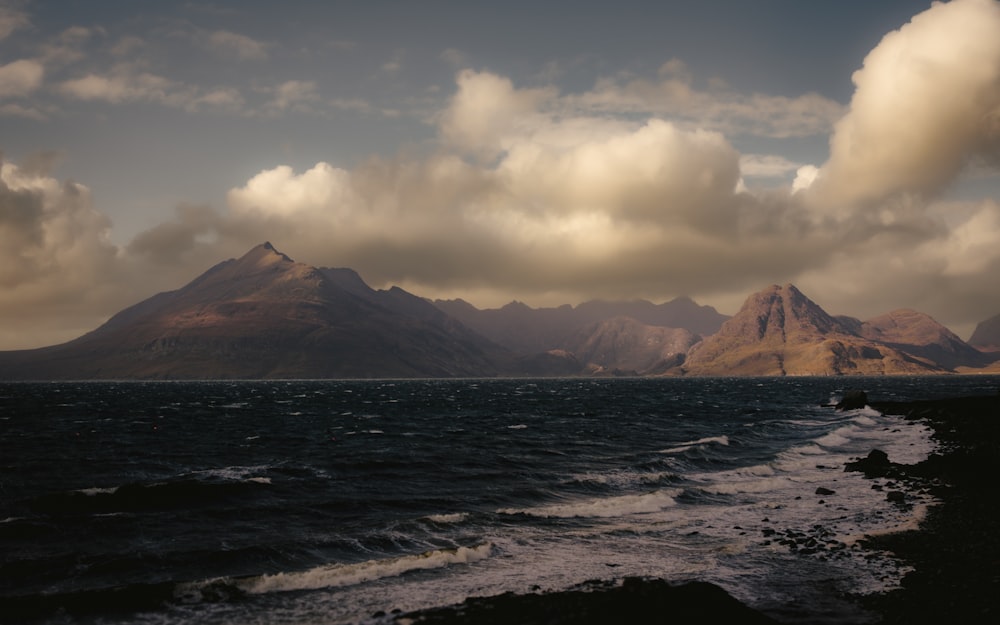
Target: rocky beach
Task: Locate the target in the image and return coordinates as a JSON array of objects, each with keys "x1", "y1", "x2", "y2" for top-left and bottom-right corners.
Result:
[{"x1": 395, "y1": 391, "x2": 1000, "y2": 625}]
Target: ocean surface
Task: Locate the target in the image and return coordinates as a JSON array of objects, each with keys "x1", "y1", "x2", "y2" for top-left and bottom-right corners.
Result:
[{"x1": 3, "y1": 376, "x2": 998, "y2": 624}]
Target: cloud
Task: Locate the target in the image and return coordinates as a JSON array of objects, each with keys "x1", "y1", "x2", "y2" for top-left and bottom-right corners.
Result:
[
  {"x1": 40, "y1": 25, "x2": 95, "y2": 66},
  {"x1": 205, "y1": 29, "x2": 269, "y2": 61},
  {"x1": 570, "y1": 62, "x2": 845, "y2": 138},
  {"x1": 0, "y1": 102, "x2": 46, "y2": 119},
  {"x1": 57, "y1": 64, "x2": 245, "y2": 113},
  {"x1": 439, "y1": 70, "x2": 556, "y2": 156},
  {"x1": 739, "y1": 154, "x2": 802, "y2": 178},
  {"x1": 266, "y1": 79, "x2": 319, "y2": 113},
  {"x1": 808, "y1": 0, "x2": 1000, "y2": 210},
  {"x1": 59, "y1": 69, "x2": 175, "y2": 104},
  {"x1": 0, "y1": 59, "x2": 44, "y2": 98},
  {"x1": 0, "y1": 3, "x2": 28, "y2": 41},
  {"x1": 0, "y1": 155, "x2": 123, "y2": 347}
]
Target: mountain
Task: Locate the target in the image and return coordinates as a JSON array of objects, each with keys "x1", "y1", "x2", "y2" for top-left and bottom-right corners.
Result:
[
  {"x1": 857, "y1": 309, "x2": 992, "y2": 370},
  {"x1": 0, "y1": 243, "x2": 511, "y2": 379},
  {"x1": 1, "y1": 246, "x2": 993, "y2": 379},
  {"x1": 557, "y1": 317, "x2": 699, "y2": 375},
  {"x1": 682, "y1": 284, "x2": 950, "y2": 376},
  {"x1": 432, "y1": 296, "x2": 728, "y2": 354},
  {"x1": 969, "y1": 312, "x2": 1000, "y2": 352}
]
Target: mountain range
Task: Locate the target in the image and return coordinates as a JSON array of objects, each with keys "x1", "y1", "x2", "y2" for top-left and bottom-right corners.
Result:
[{"x1": 0, "y1": 243, "x2": 997, "y2": 379}]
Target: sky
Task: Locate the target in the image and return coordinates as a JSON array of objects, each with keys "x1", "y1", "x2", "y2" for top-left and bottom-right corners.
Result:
[{"x1": 2, "y1": 0, "x2": 1000, "y2": 350}]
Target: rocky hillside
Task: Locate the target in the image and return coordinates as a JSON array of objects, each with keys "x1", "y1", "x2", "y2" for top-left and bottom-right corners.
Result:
[
  {"x1": 682, "y1": 284, "x2": 953, "y2": 376},
  {"x1": 0, "y1": 243, "x2": 512, "y2": 379}
]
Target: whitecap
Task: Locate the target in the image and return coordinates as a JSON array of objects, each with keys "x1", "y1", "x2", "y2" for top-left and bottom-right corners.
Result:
[
  {"x1": 77, "y1": 486, "x2": 120, "y2": 496},
  {"x1": 659, "y1": 435, "x2": 730, "y2": 454},
  {"x1": 499, "y1": 489, "x2": 680, "y2": 519},
  {"x1": 424, "y1": 512, "x2": 469, "y2": 524},
  {"x1": 178, "y1": 543, "x2": 496, "y2": 598}
]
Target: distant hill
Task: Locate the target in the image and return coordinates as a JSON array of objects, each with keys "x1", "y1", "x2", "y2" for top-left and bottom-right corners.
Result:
[
  {"x1": 0, "y1": 243, "x2": 512, "y2": 379},
  {"x1": 433, "y1": 296, "x2": 728, "y2": 354},
  {"x1": 681, "y1": 284, "x2": 979, "y2": 376},
  {"x1": 857, "y1": 309, "x2": 991, "y2": 371},
  {"x1": 969, "y1": 312, "x2": 1000, "y2": 352},
  {"x1": 557, "y1": 317, "x2": 698, "y2": 376}
]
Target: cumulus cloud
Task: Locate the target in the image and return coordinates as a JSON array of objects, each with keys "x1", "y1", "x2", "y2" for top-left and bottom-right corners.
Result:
[
  {"x1": 212, "y1": 70, "x2": 816, "y2": 306},
  {"x1": 0, "y1": 59, "x2": 44, "y2": 98},
  {"x1": 439, "y1": 70, "x2": 556, "y2": 157},
  {"x1": 0, "y1": 155, "x2": 122, "y2": 347},
  {"x1": 808, "y1": 0, "x2": 1000, "y2": 210}
]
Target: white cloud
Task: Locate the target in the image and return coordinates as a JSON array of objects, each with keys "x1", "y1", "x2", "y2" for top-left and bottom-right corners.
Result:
[
  {"x1": 59, "y1": 70, "x2": 175, "y2": 104},
  {"x1": 0, "y1": 59, "x2": 43, "y2": 98},
  {"x1": 439, "y1": 70, "x2": 556, "y2": 156},
  {"x1": 740, "y1": 154, "x2": 802, "y2": 178},
  {"x1": 809, "y1": 0, "x2": 1000, "y2": 210},
  {"x1": 0, "y1": 156, "x2": 122, "y2": 347},
  {"x1": 57, "y1": 65, "x2": 245, "y2": 113},
  {"x1": 791, "y1": 165, "x2": 819, "y2": 193}
]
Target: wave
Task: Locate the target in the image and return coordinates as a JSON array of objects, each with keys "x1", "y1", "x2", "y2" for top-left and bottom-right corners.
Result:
[
  {"x1": 568, "y1": 470, "x2": 675, "y2": 489},
  {"x1": 658, "y1": 435, "x2": 730, "y2": 455},
  {"x1": 424, "y1": 512, "x2": 470, "y2": 524},
  {"x1": 175, "y1": 543, "x2": 495, "y2": 600},
  {"x1": 498, "y1": 489, "x2": 680, "y2": 518},
  {"x1": 27, "y1": 476, "x2": 269, "y2": 515}
]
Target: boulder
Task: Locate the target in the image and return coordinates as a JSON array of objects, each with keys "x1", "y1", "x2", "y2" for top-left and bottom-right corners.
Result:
[
  {"x1": 836, "y1": 390, "x2": 869, "y2": 411},
  {"x1": 845, "y1": 449, "x2": 892, "y2": 477}
]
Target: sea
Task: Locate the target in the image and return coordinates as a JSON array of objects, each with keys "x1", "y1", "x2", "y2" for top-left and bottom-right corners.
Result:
[{"x1": 3, "y1": 375, "x2": 998, "y2": 625}]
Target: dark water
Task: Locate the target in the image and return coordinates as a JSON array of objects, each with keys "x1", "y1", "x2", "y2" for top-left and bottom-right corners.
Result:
[{"x1": 2, "y1": 376, "x2": 997, "y2": 624}]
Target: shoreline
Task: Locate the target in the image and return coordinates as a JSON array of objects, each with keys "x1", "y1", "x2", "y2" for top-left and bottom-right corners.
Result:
[
  {"x1": 858, "y1": 395, "x2": 1000, "y2": 624},
  {"x1": 395, "y1": 393, "x2": 1000, "y2": 625}
]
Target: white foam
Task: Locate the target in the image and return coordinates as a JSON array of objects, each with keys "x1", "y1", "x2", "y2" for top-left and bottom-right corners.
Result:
[
  {"x1": 569, "y1": 470, "x2": 674, "y2": 488},
  {"x1": 499, "y1": 489, "x2": 680, "y2": 518},
  {"x1": 77, "y1": 486, "x2": 120, "y2": 496},
  {"x1": 243, "y1": 544, "x2": 494, "y2": 595},
  {"x1": 191, "y1": 465, "x2": 272, "y2": 484},
  {"x1": 659, "y1": 435, "x2": 729, "y2": 454},
  {"x1": 507, "y1": 424, "x2": 528, "y2": 429},
  {"x1": 424, "y1": 513, "x2": 469, "y2": 524}
]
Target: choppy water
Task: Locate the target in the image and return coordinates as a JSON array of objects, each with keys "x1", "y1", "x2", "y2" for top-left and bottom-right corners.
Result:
[{"x1": 2, "y1": 376, "x2": 997, "y2": 624}]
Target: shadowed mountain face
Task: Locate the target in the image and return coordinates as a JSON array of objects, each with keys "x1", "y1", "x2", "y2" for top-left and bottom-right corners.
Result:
[
  {"x1": 969, "y1": 312, "x2": 1000, "y2": 352},
  {"x1": 433, "y1": 296, "x2": 728, "y2": 355},
  {"x1": 0, "y1": 243, "x2": 511, "y2": 379},
  {"x1": 682, "y1": 284, "x2": 963, "y2": 376},
  {"x1": 557, "y1": 317, "x2": 699, "y2": 376}
]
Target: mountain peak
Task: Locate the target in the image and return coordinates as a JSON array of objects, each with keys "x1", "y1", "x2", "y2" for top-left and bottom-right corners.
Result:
[
  {"x1": 240, "y1": 241, "x2": 294, "y2": 267},
  {"x1": 682, "y1": 283, "x2": 942, "y2": 375}
]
